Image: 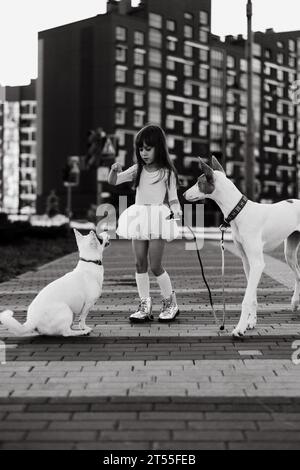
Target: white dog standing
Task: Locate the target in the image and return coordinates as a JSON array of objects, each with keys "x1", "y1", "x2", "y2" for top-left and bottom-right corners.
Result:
[
  {"x1": 0, "y1": 229, "x2": 110, "y2": 337},
  {"x1": 184, "y1": 157, "x2": 300, "y2": 337}
]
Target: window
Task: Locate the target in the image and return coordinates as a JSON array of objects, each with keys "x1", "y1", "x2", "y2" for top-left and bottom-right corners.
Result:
[
  {"x1": 184, "y1": 82, "x2": 193, "y2": 96},
  {"x1": 199, "y1": 121, "x2": 208, "y2": 137},
  {"x1": 149, "y1": 90, "x2": 161, "y2": 125},
  {"x1": 167, "y1": 38, "x2": 177, "y2": 52},
  {"x1": 166, "y1": 100, "x2": 174, "y2": 110},
  {"x1": 166, "y1": 116, "x2": 175, "y2": 129},
  {"x1": 227, "y1": 107, "x2": 235, "y2": 123},
  {"x1": 167, "y1": 59, "x2": 175, "y2": 71},
  {"x1": 277, "y1": 53, "x2": 284, "y2": 64},
  {"x1": 289, "y1": 40, "x2": 296, "y2": 52},
  {"x1": 134, "y1": 70, "x2": 144, "y2": 87},
  {"x1": 134, "y1": 50, "x2": 144, "y2": 66},
  {"x1": 265, "y1": 49, "x2": 271, "y2": 59},
  {"x1": 277, "y1": 69, "x2": 284, "y2": 81},
  {"x1": 289, "y1": 56, "x2": 296, "y2": 67},
  {"x1": 134, "y1": 31, "x2": 144, "y2": 46},
  {"x1": 198, "y1": 105, "x2": 207, "y2": 118},
  {"x1": 149, "y1": 12, "x2": 162, "y2": 29},
  {"x1": 149, "y1": 28, "x2": 162, "y2": 48},
  {"x1": 199, "y1": 66, "x2": 208, "y2": 80},
  {"x1": 199, "y1": 85, "x2": 208, "y2": 99},
  {"x1": 199, "y1": 49, "x2": 208, "y2": 62},
  {"x1": 167, "y1": 20, "x2": 176, "y2": 32},
  {"x1": 115, "y1": 66, "x2": 126, "y2": 83},
  {"x1": 210, "y1": 86, "x2": 221, "y2": 103},
  {"x1": 211, "y1": 50, "x2": 223, "y2": 67},
  {"x1": 184, "y1": 25, "x2": 193, "y2": 39},
  {"x1": 240, "y1": 109, "x2": 247, "y2": 125},
  {"x1": 134, "y1": 111, "x2": 144, "y2": 128},
  {"x1": 115, "y1": 108, "x2": 126, "y2": 125},
  {"x1": 149, "y1": 70, "x2": 162, "y2": 88},
  {"x1": 211, "y1": 106, "x2": 223, "y2": 124},
  {"x1": 227, "y1": 56, "x2": 235, "y2": 69},
  {"x1": 149, "y1": 49, "x2": 161, "y2": 67},
  {"x1": 277, "y1": 118, "x2": 283, "y2": 130},
  {"x1": 116, "y1": 46, "x2": 127, "y2": 62},
  {"x1": 184, "y1": 44, "x2": 193, "y2": 58},
  {"x1": 253, "y1": 43, "x2": 261, "y2": 56},
  {"x1": 277, "y1": 41, "x2": 284, "y2": 48},
  {"x1": 116, "y1": 26, "x2": 126, "y2": 41},
  {"x1": 115, "y1": 88, "x2": 125, "y2": 104},
  {"x1": 134, "y1": 93, "x2": 144, "y2": 107},
  {"x1": 184, "y1": 103, "x2": 192, "y2": 115},
  {"x1": 184, "y1": 12, "x2": 193, "y2": 21},
  {"x1": 184, "y1": 139, "x2": 192, "y2": 153},
  {"x1": 199, "y1": 30, "x2": 208, "y2": 43},
  {"x1": 184, "y1": 64, "x2": 193, "y2": 77},
  {"x1": 184, "y1": 120, "x2": 192, "y2": 135},
  {"x1": 166, "y1": 76, "x2": 176, "y2": 90},
  {"x1": 199, "y1": 10, "x2": 208, "y2": 25}
]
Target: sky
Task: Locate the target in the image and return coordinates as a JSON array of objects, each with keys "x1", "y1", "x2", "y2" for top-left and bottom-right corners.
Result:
[{"x1": 0, "y1": 0, "x2": 300, "y2": 86}]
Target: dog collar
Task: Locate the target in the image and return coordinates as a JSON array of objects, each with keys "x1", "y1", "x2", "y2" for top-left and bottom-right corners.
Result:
[
  {"x1": 221, "y1": 195, "x2": 248, "y2": 229},
  {"x1": 79, "y1": 258, "x2": 102, "y2": 266}
]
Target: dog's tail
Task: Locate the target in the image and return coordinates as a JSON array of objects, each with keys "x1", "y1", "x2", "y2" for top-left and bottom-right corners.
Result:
[{"x1": 0, "y1": 310, "x2": 36, "y2": 336}]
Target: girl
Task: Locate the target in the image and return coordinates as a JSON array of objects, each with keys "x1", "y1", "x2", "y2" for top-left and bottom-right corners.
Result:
[{"x1": 108, "y1": 124, "x2": 182, "y2": 323}]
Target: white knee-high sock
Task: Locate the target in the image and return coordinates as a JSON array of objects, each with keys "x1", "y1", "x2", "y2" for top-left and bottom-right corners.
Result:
[
  {"x1": 156, "y1": 271, "x2": 173, "y2": 299},
  {"x1": 135, "y1": 273, "x2": 150, "y2": 299}
]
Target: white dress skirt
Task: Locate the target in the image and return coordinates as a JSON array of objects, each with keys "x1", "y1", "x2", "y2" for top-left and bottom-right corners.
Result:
[{"x1": 116, "y1": 204, "x2": 180, "y2": 241}]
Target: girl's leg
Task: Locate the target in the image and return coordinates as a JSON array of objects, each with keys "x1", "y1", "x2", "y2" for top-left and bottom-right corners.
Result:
[
  {"x1": 132, "y1": 240, "x2": 150, "y2": 298},
  {"x1": 149, "y1": 239, "x2": 172, "y2": 298},
  {"x1": 149, "y1": 239, "x2": 179, "y2": 322},
  {"x1": 130, "y1": 240, "x2": 152, "y2": 322}
]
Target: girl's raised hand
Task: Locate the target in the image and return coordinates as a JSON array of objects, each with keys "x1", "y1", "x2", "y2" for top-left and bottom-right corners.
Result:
[{"x1": 111, "y1": 162, "x2": 122, "y2": 173}]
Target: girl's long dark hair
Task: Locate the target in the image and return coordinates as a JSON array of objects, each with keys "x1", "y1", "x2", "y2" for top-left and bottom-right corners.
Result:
[{"x1": 133, "y1": 124, "x2": 179, "y2": 189}]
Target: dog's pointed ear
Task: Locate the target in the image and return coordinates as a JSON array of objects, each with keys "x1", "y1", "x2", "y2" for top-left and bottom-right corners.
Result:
[
  {"x1": 73, "y1": 228, "x2": 83, "y2": 239},
  {"x1": 198, "y1": 157, "x2": 214, "y2": 184},
  {"x1": 73, "y1": 229, "x2": 83, "y2": 247},
  {"x1": 211, "y1": 156, "x2": 225, "y2": 174}
]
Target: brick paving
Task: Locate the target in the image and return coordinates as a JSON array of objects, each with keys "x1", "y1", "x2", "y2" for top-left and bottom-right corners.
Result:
[{"x1": 0, "y1": 238, "x2": 300, "y2": 449}]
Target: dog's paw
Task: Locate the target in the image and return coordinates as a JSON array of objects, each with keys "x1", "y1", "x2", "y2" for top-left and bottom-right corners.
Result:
[
  {"x1": 82, "y1": 327, "x2": 92, "y2": 335},
  {"x1": 247, "y1": 315, "x2": 257, "y2": 330},
  {"x1": 232, "y1": 325, "x2": 246, "y2": 338}
]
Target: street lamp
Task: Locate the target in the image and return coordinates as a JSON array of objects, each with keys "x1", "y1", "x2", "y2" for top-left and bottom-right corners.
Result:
[{"x1": 245, "y1": 0, "x2": 255, "y2": 200}]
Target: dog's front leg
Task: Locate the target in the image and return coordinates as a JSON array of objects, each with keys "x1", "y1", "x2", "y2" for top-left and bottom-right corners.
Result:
[
  {"x1": 78, "y1": 302, "x2": 94, "y2": 333},
  {"x1": 232, "y1": 246, "x2": 265, "y2": 337}
]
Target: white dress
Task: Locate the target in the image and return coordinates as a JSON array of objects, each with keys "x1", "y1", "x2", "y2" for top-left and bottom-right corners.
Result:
[{"x1": 115, "y1": 165, "x2": 180, "y2": 241}]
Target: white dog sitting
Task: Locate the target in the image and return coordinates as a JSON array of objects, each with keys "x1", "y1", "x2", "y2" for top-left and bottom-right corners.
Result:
[
  {"x1": 0, "y1": 229, "x2": 110, "y2": 337},
  {"x1": 184, "y1": 156, "x2": 300, "y2": 338}
]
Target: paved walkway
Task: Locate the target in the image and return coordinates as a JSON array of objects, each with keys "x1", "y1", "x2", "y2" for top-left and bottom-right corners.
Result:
[{"x1": 0, "y1": 238, "x2": 300, "y2": 449}]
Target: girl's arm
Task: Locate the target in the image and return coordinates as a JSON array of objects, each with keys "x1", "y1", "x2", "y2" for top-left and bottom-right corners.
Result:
[
  {"x1": 168, "y1": 172, "x2": 182, "y2": 218},
  {"x1": 108, "y1": 163, "x2": 137, "y2": 186}
]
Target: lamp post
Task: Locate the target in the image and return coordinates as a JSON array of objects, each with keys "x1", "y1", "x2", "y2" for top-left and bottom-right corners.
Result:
[{"x1": 245, "y1": 0, "x2": 255, "y2": 200}]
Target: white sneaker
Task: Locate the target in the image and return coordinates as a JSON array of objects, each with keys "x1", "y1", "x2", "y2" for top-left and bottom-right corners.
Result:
[
  {"x1": 129, "y1": 297, "x2": 154, "y2": 323},
  {"x1": 158, "y1": 292, "x2": 180, "y2": 322}
]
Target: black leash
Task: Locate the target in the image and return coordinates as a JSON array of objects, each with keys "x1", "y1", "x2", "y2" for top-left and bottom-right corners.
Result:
[{"x1": 186, "y1": 225, "x2": 221, "y2": 329}]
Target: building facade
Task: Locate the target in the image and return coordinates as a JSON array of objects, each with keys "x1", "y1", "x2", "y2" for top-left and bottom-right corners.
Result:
[
  {"x1": 211, "y1": 30, "x2": 300, "y2": 203},
  {"x1": 0, "y1": 80, "x2": 37, "y2": 214},
  {"x1": 37, "y1": 0, "x2": 211, "y2": 215}
]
